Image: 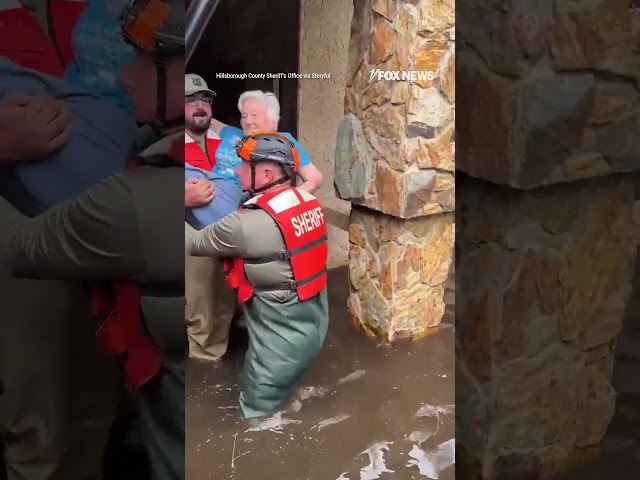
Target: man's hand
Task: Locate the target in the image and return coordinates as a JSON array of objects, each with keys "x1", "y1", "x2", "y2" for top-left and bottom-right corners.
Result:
[
  {"x1": 185, "y1": 179, "x2": 215, "y2": 207},
  {"x1": 0, "y1": 94, "x2": 71, "y2": 164}
]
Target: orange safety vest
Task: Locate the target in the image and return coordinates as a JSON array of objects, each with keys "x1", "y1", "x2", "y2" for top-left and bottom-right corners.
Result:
[
  {"x1": 224, "y1": 186, "x2": 328, "y2": 303},
  {"x1": 0, "y1": 0, "x2": 86, "y2": 77},
  {"x1": 93, "y1": 135, "x2": 184, "y2": 389},
  {"x1": 184, "y1": 130, "x2": 221, "y2": 172}
]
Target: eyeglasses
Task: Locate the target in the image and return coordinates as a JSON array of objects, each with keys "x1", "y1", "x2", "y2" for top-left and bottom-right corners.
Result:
[{"x1": 185, "y1": 96, "x2": 213, "y2": 106}]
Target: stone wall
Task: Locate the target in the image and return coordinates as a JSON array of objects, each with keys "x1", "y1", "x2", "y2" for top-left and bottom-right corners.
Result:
[
  {"x1": 335, "y1": 0, "x2": 455, "y2": 340},
  {"x1": 457, "y1": 0, "x2": 640, "y2": 477},
  {"x1": 458, "y1": 0, "x2": 640, "y2": 188},
  {"x1": 457, "y1": 174, "x2": 639, "y2": 478}
]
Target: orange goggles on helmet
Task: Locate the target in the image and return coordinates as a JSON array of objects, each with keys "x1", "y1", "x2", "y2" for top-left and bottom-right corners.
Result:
[
  {"x1": 236, "y1": 132, "x2": 301, "y2": 172},
  {"x1": 122, "y1": 0, "x2": 171, "y2": 53}
]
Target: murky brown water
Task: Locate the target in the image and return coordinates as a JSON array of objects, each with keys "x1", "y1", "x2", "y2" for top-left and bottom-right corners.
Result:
[{"x1": 186, "y1": 267, "x2": 455, "y2": 480}]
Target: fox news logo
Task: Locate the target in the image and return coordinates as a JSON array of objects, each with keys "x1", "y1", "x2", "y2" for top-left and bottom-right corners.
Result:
[{"x1": 369, "y1": 69, "x2": 436, "y2": 82}]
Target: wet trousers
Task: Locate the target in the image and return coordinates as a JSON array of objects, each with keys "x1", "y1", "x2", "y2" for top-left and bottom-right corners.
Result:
[
  {"x1": 0, "y1": 272, "x2": 120, "y2": 480},
  {"x1": 135, "y1": 359, "x2": 184, "y2": 480},
  {"x1": 239, "y1": 289, "x2": 329, "y2": 418},
  {"x1": 185, "y1": 255, "x2": 236, "y2": 361}
]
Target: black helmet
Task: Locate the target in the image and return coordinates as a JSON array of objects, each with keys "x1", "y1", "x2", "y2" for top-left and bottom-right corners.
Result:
[
  {"x1": 121, "y1": 0, "x2": 185, "y2": 59},
  {"x1": 236, "y1": 133, "x2": 300, "y2": 176}
]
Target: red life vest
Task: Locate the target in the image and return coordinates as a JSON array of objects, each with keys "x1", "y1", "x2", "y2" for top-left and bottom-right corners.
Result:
[
  {"x1": 184, "y1": 130, "x2": 220, "y2": 172},
  {"x1": 224, "y1": 186, "x2": 328, "y2": 303},
  {"x1": 93, "y1": 134, "x2": 184, "y2": 389},
  {"x1": 0, "y1": 0, "x2": 86, "y2": 77}
]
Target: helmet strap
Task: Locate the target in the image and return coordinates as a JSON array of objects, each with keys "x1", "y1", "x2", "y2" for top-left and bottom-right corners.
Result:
[
  {"x1": 247, "y1": 162, "x2": 292, "y2": 197},
  {"x1": 146, "y1": 59, "x2": 183, "y2": 137},
  {"x1": 155, "y1": 60, "x2": 167, "y2": 126}
]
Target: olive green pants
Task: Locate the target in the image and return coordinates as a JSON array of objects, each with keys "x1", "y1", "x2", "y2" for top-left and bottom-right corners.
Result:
[
  {"x1": 239, "y1": 289, "x2": 329, "y2": 418},
  {"x1": 136, "y1": 359, "x2": 184, "y2": 480}
]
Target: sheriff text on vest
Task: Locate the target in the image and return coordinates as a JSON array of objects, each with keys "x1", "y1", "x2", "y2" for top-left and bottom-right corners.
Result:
[{"x1": 292, "y1": 206, "x2": 325, "y2": 237}]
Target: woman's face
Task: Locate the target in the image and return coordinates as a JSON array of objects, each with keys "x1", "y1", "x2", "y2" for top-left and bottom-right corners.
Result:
[{"x1": 240, "y1": 98, "x2": 277, "y2": 135}]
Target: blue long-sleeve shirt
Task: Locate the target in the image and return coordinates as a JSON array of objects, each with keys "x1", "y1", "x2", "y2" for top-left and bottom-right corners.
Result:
[
  {"x1": 0, "y1": 59, "x2": 137, "y2": 215},
  {"x1": 185, "y1": 163, "x2": 243, "y2": 230}
]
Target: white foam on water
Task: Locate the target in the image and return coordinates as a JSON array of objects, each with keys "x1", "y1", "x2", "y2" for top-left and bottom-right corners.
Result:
[
  {"x1": 312, "y1": 414, "x2": 351, "y2": 431},
  {"x1": 359, "y1": 441, "x2": 394, "y2": 480},
  {"x1": 337, "y1": 473, "x2": 351, "y2": 480},
  {"x1": 406, "y1": 430, "x2": 435, "y2": 445},
  {"x1": 415, "y1": 404, "x2": 454, "y2": 418},
  {"x1": 244, "y1": 412, "x2": 302, "y2": 433},
  {"x1": 297, "y1": 386, "x2": 328, "y2": 401},
  {"x1": 337, "y1": 369, "x2": 367, "y2": 385},
  {"x1": 407, "y1": 438, "x2": 455, "y2": 478},
  {"x1": 288, "y1": 399, "x2": 303, "y2": 413}
]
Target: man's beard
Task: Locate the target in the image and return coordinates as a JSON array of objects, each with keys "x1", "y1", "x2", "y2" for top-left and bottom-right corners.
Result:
[{"x1": 186, "y1": 112, "x2": 211, "y2": 134}]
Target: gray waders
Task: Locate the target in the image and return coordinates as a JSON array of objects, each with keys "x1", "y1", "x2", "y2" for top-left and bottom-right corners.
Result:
[
  {"x1": 240, "y1": 288, "x2": 329, "y2": 418},
  {"x1": 138, "y1": 284, "x2": 186, "y2": 480}
]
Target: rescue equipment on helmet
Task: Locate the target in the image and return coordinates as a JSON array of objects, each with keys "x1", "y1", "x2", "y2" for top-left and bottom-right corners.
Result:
[
  {"x1": 120, "y1": 0, "x2": 185, "y2": 132},
  {"x1": 235, "y1": 133, "x2": 301, "y2": 196}
]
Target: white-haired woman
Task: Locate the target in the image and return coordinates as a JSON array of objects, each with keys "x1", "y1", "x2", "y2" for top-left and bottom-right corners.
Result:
[{"x1": 210, "y1": 90, "x2": 323, "y2": 193}]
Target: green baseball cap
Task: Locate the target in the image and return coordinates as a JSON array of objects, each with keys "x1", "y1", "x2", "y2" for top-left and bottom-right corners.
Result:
[{"x1": 185, "y1": 73, "x2": 216, "y2": 97}]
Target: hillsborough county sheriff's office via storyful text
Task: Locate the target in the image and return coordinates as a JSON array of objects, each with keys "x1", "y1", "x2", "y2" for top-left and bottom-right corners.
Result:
[{"x1": 216, "y1": 72, "x2": 332, "y2": 80}]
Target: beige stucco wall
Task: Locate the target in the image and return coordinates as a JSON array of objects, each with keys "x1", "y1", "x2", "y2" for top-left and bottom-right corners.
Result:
[{"x1": 299, "y1": 0, "x2": 354, "y2": 267}]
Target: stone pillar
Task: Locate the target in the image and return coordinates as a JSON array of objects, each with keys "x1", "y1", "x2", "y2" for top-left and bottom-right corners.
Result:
[
  {"x1": 334, "y1": 0, "x2": 455, "y2": 341},
  {"x1": 457, "y1": 0, "x2": 640, "y2": 477}
]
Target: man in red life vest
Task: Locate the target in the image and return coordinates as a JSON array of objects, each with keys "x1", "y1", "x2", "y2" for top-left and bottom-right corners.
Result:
[
  {"x1": 0, "y1": 0, "x2": 88, "y2": 159},
  {"x1": 0, "y1": 0, "x2": 187, "y2": 478},
  {"x1": 0, "y1": 0, "x2": 86, "y2": 78},
  {"x1": 183, "y1": 73, "x2": 239, "y2": 362},
  {"x1": 184, "y1": 74, "x2": 219, "y2": 212},
  {"x1": 185, "y1": 133, "x2": 330, "y2": 418},
  {"x1": 184, "y1": 73, "x2": 220, "y2": 172},
  {"x1": 0, "y1": 2, "x2": 124, "y2": 480}
]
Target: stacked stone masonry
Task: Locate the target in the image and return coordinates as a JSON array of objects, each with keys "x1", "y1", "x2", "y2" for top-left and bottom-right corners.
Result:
[
  {"x1": 457, "y1": 0, "x2": 640, "y2": 478},
  {"x1": 335, "y1": 0, "x2": 456, "y2": 341},
  {"x1": 457, "y1": 175, "x2": 639, "y2": 478}
]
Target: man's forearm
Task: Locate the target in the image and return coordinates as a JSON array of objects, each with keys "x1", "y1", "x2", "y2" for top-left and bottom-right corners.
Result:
[
  {"x1": 185, "y1": 214, "x2": 245, "y2": 258},
  {"x1": 0, "y1": 176, "x2": 141, "y2": 280}
]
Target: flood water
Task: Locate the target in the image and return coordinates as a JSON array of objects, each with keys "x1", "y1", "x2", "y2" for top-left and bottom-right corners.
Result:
[{"x1": 186, "y1": 267, "x2": 456, "y2": 480}]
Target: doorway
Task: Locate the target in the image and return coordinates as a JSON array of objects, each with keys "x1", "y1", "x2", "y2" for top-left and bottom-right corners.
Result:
[{"x1": 187, "y1": 0, "x2": 301, "y2": 136}]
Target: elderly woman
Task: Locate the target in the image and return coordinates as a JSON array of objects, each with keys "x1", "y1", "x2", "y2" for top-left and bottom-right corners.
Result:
[{"x1": 210, "y1": 90, "x2": 323, "y2": 193}]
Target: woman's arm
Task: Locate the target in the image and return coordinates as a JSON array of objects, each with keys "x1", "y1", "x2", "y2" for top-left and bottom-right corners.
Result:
[
  {"x1": 289, "y1": 137, "x2": 323, "y2": 193},
  {"x1": 298, "y1": 163, "x2": 323, "y2": 193}
]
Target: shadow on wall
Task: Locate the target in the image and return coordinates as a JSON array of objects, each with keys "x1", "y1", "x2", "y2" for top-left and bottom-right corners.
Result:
[{"x1": 187, "y1": 0, "x2": 300, "y2": 134}]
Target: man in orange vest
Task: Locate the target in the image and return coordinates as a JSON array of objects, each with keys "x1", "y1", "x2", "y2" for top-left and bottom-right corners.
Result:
[
  {"x1": 183, "y1": 73, "x2": 239, "y2": 363},
  {"x1": 0, "y1": 0, "x2": 187, "y2": 478},
  {"x1": 185, "y1": 133, "x2": 330, "y2": 418}
]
